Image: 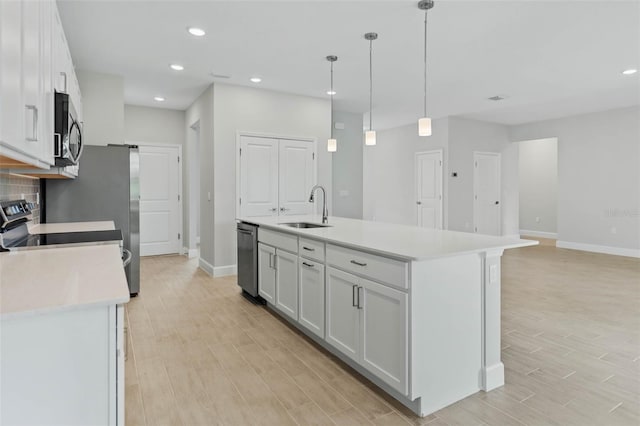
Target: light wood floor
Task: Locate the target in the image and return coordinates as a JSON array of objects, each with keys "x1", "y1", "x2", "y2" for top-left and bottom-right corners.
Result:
[{"x1": 125, "y1": 242, "x2": 640, "y2": 425}]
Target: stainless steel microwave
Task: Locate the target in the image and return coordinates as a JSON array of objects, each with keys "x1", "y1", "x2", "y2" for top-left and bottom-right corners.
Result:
[{"x1": 54, "y1": 92, "x2": 83, "y2": 166}]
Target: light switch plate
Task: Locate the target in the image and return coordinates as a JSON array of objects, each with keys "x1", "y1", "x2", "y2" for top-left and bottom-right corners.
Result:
[{"x1": 334, "y1": 122, "x2": 345, "y2": 130}]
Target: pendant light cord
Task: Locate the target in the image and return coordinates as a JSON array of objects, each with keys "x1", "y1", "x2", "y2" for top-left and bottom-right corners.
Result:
[
  {"x1": 330, "y1": 61, "x2": 334, "y2": 139},
  {"x1": 423, "y1": 9, "x2": 428, "y2": 117},
  {"x1": 369, "y1": 39, "x2": 373, "y2": 131}
]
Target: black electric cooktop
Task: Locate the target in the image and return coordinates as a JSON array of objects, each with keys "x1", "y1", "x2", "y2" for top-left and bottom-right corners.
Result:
[{"x1": 1, "y1": 223, "x2": 123, "y2": 251}]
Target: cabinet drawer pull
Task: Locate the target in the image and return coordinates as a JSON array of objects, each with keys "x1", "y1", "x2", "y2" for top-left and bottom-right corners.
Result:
[
  {"x1": 350, "y1": 260, "x2": 367, "y2": 267},
  {"x1": 302, "y1": 246, "x2": 315, "y2": 251},
  {"x1": 302, "y1": 261, "x2": 314, "y2": 268},
  {"x1": 352, "y1": 284, "x2": 358, "y2": 307}
]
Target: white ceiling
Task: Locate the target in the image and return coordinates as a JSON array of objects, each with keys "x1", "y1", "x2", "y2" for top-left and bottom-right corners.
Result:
[{"x1": 58, "y1": 0, "x2": 640, "y2": 129}]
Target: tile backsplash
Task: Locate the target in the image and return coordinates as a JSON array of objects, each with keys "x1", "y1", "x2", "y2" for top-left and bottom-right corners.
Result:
[{"x1": 0, "y1": 174, "x2": 41, "y2": 223}]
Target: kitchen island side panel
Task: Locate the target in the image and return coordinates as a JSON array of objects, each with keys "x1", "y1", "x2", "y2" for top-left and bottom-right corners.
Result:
[{"x1": 410, "y1": 253, "x2": 483, "y2": 415}]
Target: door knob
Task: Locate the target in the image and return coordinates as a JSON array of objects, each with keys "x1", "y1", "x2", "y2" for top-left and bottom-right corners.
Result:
[
  {"x1": 416, "y1": 201, "x2": 422, "y2": 205},
  {"x1": 495, "y1": 201, "x2": 500, "y2": 205}
]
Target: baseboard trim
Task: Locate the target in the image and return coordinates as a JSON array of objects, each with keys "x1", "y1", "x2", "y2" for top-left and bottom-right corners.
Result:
[
  {"x1": 520, "y1": 229, "x2": 558, "y2": 239},
  {"x1": 198, "y1": 258, "x2": 214, "y2": 276},
  {"x1": 213, "y1": 264, "x2": 237, "y2": 278},
  {"x1": 556, "y1": 241, "x2": 640, "y2": 258},
  {"x1": 186, "y1": 248, "x2": 199, "y2": 259},
  {"x1": 482, "y1": 362, "x2": 505, "y2": 391}
]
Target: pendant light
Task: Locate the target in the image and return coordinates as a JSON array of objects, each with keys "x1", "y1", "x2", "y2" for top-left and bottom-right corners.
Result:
[
  {"x1": 418, "y1": 0, "x2": 434, "y2": 137},
  {"x1": 327, "y1": 55, "x2": 338, "y2": 152},
  {"x1": 364, "y1": 32, "x2": 378, "y2": 146}
]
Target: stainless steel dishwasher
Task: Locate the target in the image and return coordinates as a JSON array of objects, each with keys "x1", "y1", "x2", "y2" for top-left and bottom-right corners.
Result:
[{"x1": 236, "y1": 222, "x2": 264, "y2": 303}]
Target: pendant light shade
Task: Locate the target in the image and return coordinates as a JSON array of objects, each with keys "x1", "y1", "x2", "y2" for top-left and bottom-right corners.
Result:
[
  {"x1": 418, "y1": 117, "x2": 432, "y2": 136},
  {"x1": 365, "y1": 131, "x2": 376, "y2": 146},
  {"x1": 418, "y1": 0, "x2": 434, "y2": 137},
  {"x1": 364, "y1": 32, "x2": 378, "y2": 146},
  {"x1": 326, "y1": 55, "x2": 338, "y2": 152}
]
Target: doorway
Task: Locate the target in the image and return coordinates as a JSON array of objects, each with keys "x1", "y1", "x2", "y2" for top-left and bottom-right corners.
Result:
[
  {"x1": 517, "y1": 138, "x2": 558, "y2": 240},
  {"x1": 138, "y1": 144, "x2": 182, "y2": 256},
  {"x1": 414, "y1": 150, "x2": 443, "y2": 229},
  {"x1": 473, "y1": 152, "x2": 501, "y2": 235}
]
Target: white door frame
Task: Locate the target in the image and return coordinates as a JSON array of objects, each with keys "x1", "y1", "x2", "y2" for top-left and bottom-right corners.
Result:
[
  {"x1": 187, "y1": 121, "x2": 200, "y2": 258},
  {"x1": 235, "y1": 131, "x2": 317, "y2": 218},
  {"x1": 414, "y1": 149, "x2": 444, "y2": 229},
  {"x1": 126, "y1": 141, "x2": 184, "y2": 254},
  {"x1": 473, "y1": 151, "x2": 501, "y2": 235}
]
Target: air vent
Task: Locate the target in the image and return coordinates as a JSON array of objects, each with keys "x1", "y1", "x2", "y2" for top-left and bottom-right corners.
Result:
[
  {"x1": 488, "y1": 95, "x2": 506, "y2": 101},
  {"x1": 210, "y1": 73, "x2": 231, "y2": 79}
]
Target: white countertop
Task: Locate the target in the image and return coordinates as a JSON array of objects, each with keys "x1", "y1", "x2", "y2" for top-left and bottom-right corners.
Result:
[
  {"x1": 0, "y1": 244, "x2": 130, "y2": 320},
  {"x1": 238, "y1": 215, "x2": 537, "y2": 260},
  {"x1": 28, "y1": 221, "x2": 115, "y2": 234}
]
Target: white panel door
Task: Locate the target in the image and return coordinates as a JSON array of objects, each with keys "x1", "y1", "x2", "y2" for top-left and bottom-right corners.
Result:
[
  {"x1": 299, "y1": 260, "x2": 325, "y2": 338},
  {"x1": 326, "y1": 267, "x2": 360, "y2": 362},
  {"x1": 240, "y1": 136, "x2": 279, "y2": 217},
  {"x1": 474, "y1": 152, "x2": 501, "y2": 236},
  {"x1": 258, "y1": 243, "x2": 276, "y2": 304},
  {"x1": 415, "y1": 150, "x2": 443, "y2": 229},
  {"x1": 139, "y1": 145, "x2": 181, "y2": 256},
  {"x1": 275, "y1": 249, "x2": 298, "y2": 320},
  {"x1": 278, "y1": 139, "x2": 314, "y2": 215},
  {"x1": 359, "y1": 277, "x2": 408, "y2": 395}
]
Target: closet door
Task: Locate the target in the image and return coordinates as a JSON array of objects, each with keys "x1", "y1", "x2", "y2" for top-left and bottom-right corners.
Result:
[
  {"x1": 240, "y1": 136, "x2": 279, "y2": 217},
  {"x1": 278, "y1": 139, "x2": 314, "y2": 215}
]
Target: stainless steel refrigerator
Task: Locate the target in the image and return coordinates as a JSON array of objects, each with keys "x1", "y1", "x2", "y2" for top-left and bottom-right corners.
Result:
[{"x1": 41, "y1": 145, "x2": 140, "y2": 295}]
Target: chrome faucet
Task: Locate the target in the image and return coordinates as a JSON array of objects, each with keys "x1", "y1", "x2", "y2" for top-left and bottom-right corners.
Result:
[{"x1": 309, "y1": 185, "x2": 328, "y2": 224}]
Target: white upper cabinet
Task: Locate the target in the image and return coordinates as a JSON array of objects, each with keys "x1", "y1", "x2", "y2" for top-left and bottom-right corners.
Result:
[
  {"x1": 239, "y1": 135, "x2": 315, "y2": 217},
  {"x1": 0, "y1": 0, "x2": 80, "y2": 169}
]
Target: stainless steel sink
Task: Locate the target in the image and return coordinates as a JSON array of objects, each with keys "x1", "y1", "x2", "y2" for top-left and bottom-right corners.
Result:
[{"x1": 279, "y1": 222, "x2": 331, "y2": 229}]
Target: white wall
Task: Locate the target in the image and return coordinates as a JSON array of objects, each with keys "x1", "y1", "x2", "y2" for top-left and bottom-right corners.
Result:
[
  {"x1": 510, "y1": 106, "x2": 640, "y2": 255},
  {"x1": 213, "y1": 84, "x2": 331, "y2": 270},
  {"x1": 447, "y1": 116, "x2": 512, "y2": 233},
  {"x1": 363, "y1": 118, "x2": 449, "y2": 226},
  {"x1": 76, "y1": 70, "x2": 124, "y2": 146},
  {"x1": 518, "y1": 138, "x2": 557, "y2": 235},
  {"x1": 185, "y1": 85, "x2": 215, "y2": 270},
  {"x1": 332, "y1": 110, "x2": 364, "y2": 219},
  {"x1": 124, "y1": 105, "x2": 185, "y2": 146}
]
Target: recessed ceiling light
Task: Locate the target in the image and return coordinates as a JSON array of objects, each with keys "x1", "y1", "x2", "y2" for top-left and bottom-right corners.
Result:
[
  {"x1": 327, "y1": 90, "x2": 337, "y2": 96},
  {"x1": 154, "y1": 96, "x2": 165, "y2": 102},
  {"x1": 170, "y1": 64, "x2": 184, "y2": 71},
  {"x1": 622, "y1": 69, "x2": 637, "y2": 75},
  {"x1": 250, "y1": 77, "x2": 262, "y2": 83},
  {"x1": 187, "y1": 27, "x2": 205, "y2": 37}
]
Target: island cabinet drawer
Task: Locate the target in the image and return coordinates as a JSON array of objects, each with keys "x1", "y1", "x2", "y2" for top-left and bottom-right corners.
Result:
[
  {"x1": 326, "y1": 244, "x2": 409, "y2": 290},
  {"x1": 299, "y1": 238, "x2": 325, "y2": 262},
  {"x1": 258, "y1": 228, "x2": 298, "y2": 253}
]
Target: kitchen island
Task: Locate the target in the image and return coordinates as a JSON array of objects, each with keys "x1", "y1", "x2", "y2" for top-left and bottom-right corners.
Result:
[
  {"x1": 0, "y1": 242, "x2": 129, "y2": 425},
  {"x1": 238, "y1": 215, "x2": 537, "y2": 417}
]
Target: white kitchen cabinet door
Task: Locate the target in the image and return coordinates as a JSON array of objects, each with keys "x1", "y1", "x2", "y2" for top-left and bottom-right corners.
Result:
[
  {"x1": 21, "y1": 0, "x2": 43, "y2": 157},
  {"x1": 275, "y1": 249, "x2": 298, "y2": 320},
  {"x1": 240, "y1": 136, "x2": 279, "y2": 217},
  {"x1": 299, "y1": 260, "x2": 325, "y2": 338},
  {"x1": 326, "y1": 267, "x2": 360, "y2": 362},
  {"x1": 359, "y1": 277, "x2": 409, "y2": 395},
  {"x1": 278, "y1": 139, "x2": 314, "y2": 215},
  {"x1": 258, "y1": 243, "x2": 276, "y2": 304},
  {"x1": 39, "y1": 0, "x2": 54, "y2": 165},
  {"x1": 0, "y1": 0, "x2": 24, "y2": 150}
]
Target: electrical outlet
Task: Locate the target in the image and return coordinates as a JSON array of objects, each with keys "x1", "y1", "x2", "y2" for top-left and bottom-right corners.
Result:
[
  {"x1": 339, "y1": 190, "x2": 349, "y2": 197},
  {"x1": 535, "y1": 217, "x2": 540, "y2": 223}
]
